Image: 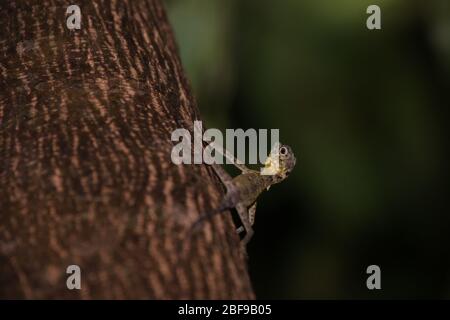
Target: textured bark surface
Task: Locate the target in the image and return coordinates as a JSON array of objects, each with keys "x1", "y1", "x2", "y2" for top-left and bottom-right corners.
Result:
[{"x1": 0, "y1": 0, "x2": 254, "y2": 299}]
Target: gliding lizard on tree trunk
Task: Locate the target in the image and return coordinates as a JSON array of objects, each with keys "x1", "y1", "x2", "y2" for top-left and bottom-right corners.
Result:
[{"x1": 189, "y1": 143, "x2": 297, "y2": 254}]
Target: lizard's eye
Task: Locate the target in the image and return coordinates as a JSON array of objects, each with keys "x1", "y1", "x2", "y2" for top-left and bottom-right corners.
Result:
[{"x1": 280, "y1": 146, "x2": 287, "y2": 156}]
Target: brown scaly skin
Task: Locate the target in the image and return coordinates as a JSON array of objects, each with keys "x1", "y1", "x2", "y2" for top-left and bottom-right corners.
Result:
[
  {"x1": 231, "y1": 144, "x2": 297, "y2": 207},
  {"x1": 191, "y1": 143, "x2": 297, "y2": 251}
]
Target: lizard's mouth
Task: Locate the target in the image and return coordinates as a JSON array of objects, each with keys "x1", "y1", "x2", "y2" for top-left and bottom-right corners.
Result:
[{"x1": 263, "y1": 155, "x2": 283, "y2": 176}]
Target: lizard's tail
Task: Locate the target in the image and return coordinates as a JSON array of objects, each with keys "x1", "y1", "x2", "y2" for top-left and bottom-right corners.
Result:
[
  {"x1": 179, "y1": 195, "x2": 236, "y2": 261},
  {"x1": 188, "y1": 200, "x2": 230, "y2": 235}
]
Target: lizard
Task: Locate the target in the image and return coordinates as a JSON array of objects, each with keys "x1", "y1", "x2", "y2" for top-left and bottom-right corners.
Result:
[{"x1": 189, "y1": 142, "x2": 297, "y2": 252}]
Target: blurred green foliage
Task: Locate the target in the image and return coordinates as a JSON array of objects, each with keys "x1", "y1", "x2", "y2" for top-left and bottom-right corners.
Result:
[{"x1": 167, "y1": 0, "x2": 450, "y2": 298}]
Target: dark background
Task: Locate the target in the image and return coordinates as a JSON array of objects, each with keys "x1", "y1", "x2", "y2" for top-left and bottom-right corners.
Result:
[{"x1": 166, "y1": 0, "x2": 450, "y2": 298}]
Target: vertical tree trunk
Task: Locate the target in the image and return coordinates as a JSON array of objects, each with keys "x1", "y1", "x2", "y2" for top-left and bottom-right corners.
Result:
[{"x1": 0, "y1": 0, "x2": 254, "y2": 299}]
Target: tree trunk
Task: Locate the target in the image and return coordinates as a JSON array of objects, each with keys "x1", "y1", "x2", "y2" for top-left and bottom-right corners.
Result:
[{"x1": 0, "y1": 0, "x2": 254, "y2": 299}]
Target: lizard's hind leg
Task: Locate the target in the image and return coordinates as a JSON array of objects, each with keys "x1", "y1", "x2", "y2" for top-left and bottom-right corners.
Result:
[
  {"x1": 248, "y1": 202, "x2": 257, "y2": 225},
  {"x1": 236, "y1": 202, "x2": 256, "y2": 234},
  {"x1": 236, "y1": 203, "x2": 254, "y2": 248}
]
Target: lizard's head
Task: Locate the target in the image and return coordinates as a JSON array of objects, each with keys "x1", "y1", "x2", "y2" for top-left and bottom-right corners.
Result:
[{"x1": 264, "y1": 143, "x2": 296, "y2": 183}]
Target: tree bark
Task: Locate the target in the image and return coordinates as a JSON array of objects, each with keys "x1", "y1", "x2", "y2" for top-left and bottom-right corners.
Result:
[{"x1": 0, "y1": 0, "x2": 254, "y2": 299}]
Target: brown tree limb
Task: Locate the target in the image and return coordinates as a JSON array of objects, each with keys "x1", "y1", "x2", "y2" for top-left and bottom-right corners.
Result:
[{"x1": 0, "y1": 0, "x2": 254, "y2": 299}]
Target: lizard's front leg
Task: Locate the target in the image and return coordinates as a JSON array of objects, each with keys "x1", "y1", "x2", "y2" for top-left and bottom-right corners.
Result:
[
  {"x1": 231, "y1": 162, "x2": 252, "y2": 174},
  {"x1": 211, "y1": 163, "x2": 235, "y2": 190},
  {"x1": 210, "y1": 141, "x2": 252, "y2": 174}
]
